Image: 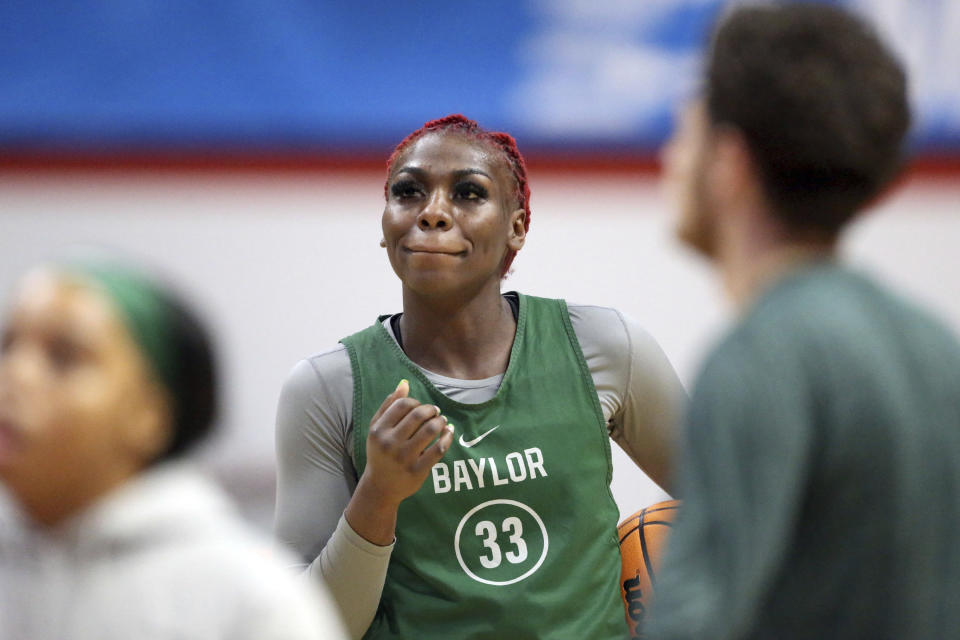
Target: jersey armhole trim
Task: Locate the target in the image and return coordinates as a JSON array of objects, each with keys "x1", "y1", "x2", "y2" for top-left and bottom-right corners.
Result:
[
  {"x1": 612, "y1": 308, "x2": 634, "y2": 428},
  {"x1": 558, "y1": 299, "x2": 616, "y2": 487},
  {"x1": 340, "y1": 339, "x2": 365, "y2": 475}
]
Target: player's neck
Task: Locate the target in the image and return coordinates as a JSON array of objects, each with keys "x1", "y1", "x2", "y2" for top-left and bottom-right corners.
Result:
[{"x1": 399, "y1": 282, "x2": 516, "y2": 380}]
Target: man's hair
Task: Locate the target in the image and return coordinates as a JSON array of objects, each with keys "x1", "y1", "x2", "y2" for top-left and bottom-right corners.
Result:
[
  {"x1": 706, "y1": 3, "x2": 910, "y2": 234},
  {"x1": 385, "y1": 114, "x2": 531, "y2": 275}
]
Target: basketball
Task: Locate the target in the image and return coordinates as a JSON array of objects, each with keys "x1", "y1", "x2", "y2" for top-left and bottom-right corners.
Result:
[{"x1": 617, "y1": 499, "x2": 680, "y2": 638}]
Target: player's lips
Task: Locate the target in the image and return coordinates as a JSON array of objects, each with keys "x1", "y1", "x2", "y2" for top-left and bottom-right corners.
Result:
[{"x1": 403, "y1": 246, "x2": 467, "y2": 257}]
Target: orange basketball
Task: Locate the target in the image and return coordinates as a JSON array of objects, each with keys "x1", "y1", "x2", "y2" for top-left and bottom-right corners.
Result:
[{"x1": 617, "y1": 499, "x2": 680, "y2": 639}]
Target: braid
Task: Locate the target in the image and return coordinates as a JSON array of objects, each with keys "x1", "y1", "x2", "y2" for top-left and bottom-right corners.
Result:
[
  {"x1": 487, "y1": 131, "x2": 531, "y2": 274},
  {"x1": 385, "y1": 114, "x2": 531, "y2": 276}
]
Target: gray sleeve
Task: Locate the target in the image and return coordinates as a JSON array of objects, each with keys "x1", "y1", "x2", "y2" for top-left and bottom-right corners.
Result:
[
  {"x1": 644, "y1": 342, "x2": 813, "y2": 640},
  {"x1": 274, "y1": 351, "x2": 356, "y2": 561},
  {"x1": 569, "y1": 305, "x2": 687, "y2": 490},
  {"x1": 274, "y1": 349, "x2": 392, "y2": 639}
]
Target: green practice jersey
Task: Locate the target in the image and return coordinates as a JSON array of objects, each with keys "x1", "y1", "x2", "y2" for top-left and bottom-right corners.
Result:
[{"x1": 342, "y1": 294, "x2": 626, "y2": 639}]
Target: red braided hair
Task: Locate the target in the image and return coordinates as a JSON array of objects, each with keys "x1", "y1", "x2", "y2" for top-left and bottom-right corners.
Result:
[{"x1": 384, "y1": 114, "x2": 531, "y2": 276}]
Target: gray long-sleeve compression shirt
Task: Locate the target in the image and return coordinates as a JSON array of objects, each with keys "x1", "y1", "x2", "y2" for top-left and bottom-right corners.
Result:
[{"x1": 274, "y1": 303, "x2": 685, "y2": 638}]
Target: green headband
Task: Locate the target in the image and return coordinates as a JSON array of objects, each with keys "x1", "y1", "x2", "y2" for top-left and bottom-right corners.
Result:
[{"x1": 60, "y1": 262, "x2": 176, "y2": 394}]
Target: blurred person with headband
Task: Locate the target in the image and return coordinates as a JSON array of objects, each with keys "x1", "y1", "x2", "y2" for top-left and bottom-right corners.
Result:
[
  {"x1": 0, "y1": 259, "x2": 347, "y2": 639},
  {"x1": 648, "y1": 3, "x2": 960, "y2": 639}
]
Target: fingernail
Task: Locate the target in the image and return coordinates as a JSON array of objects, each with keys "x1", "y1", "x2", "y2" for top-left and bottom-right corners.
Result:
[
  {"x1": 396, "y1": 379, "x2": 408, "y2": 392},
  {"x1": 441, "y1": 414, "x2": 448, "y2": 424},
  {"x1": 446, "y1": 423, "x2": 455, "y2": 433},
  {"x1": 434, "y1": 405, "x2": 442, "y2": 416}
]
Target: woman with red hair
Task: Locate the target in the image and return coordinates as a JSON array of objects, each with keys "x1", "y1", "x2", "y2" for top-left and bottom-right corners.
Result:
[{"x1": 274, "y1": 115, "x2": 684, "y2": 639}]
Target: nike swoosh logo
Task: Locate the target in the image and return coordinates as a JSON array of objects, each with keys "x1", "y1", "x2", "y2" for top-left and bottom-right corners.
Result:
[{"x1": 458, "y1": 425, "x2": 500, "y2": 448}]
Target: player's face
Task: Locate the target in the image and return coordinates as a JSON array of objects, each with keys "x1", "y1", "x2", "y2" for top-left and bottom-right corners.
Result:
[
  {"x1": 0, "y1": 271, "x2": 167, "y2": 524},
  {"x1": 662, "y1": 100, "x2": 718, "y2": 258},
  {"x1": 382, "y1": 132, "x2": 525, "y2": 297}
]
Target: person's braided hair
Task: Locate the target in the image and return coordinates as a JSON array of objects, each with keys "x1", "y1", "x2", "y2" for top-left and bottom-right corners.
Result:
[{"x1": 385, "y1": 114, "x2": 531, "y2": 275}]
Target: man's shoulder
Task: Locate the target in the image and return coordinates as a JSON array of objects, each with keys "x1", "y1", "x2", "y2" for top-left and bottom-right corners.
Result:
[
  {"x1": 737, "y1": 266, "x2": 867, "y2": 347},
  {"x1": 706, "y1": 265, "x2": 960, "y2": 392},
  {"x1": 751, "y1": 265, "x2": 957, "y2": 348}
]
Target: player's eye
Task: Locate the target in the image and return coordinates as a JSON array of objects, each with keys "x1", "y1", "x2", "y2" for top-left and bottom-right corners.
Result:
[
  {"x1": 390, "y1": 180, "x2": 423, "y2": 200},
  {"x1": 455, "y1": 182, "x2": 488, "y2": 201}
]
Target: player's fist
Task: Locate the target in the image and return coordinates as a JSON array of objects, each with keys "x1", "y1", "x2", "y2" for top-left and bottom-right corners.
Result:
[{"x1": 363, "y1": 379, "x2": 454, "y2": 506}]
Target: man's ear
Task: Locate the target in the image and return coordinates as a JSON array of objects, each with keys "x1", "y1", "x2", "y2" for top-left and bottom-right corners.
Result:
[
  {"x1": 708, "y1": 126, "x2": 761, "y2": 213},
  {"x1": 507, "y1": 208, "x2": 526, "y2": 252}
]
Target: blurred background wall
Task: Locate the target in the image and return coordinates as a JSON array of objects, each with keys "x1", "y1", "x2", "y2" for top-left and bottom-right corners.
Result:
[{"x1": 2, "y1": 0, "x2": 957, "y2": 530}]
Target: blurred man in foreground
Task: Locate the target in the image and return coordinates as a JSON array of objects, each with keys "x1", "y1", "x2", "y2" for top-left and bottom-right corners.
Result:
[{"x1": 649, "y1": 4, "x2": 960, "y2": 638}]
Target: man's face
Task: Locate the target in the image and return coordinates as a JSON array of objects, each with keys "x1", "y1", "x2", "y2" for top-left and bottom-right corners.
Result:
[{"x1": 661, "y1": 99, "x2": 718, "y2": 258}]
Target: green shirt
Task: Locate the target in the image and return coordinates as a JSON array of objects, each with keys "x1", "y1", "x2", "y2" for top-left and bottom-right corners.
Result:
[
  {"x1": 647, "y1": 263, "x2": 960, "y2": 639},
  {"x1": 342, "y1": 294, "x2": 626, "y2": 639}
]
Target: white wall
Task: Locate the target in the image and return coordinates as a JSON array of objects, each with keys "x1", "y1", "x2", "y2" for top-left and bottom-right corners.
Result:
[{"x1": 2, "y1": 170, "x2": 957, "y2": 528}]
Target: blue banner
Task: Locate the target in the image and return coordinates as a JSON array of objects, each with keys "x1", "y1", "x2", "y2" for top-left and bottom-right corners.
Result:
[{"x1": 1, "y1": 0, "x2": 956, "y2": 154}]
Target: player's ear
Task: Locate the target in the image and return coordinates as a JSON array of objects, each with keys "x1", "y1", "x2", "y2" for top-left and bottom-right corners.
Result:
[
  {"x1": 120, "y1": 379, "x2": 172, "y2": 467},
  {"x1": 507, "y1": 208, "x2": 526, "y2": 252}
]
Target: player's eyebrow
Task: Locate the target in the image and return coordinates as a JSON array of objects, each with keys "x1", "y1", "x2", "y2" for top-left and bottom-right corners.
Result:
[
  {"x1": 394, "y1": 167, "x2": 492, "y2": 180},
  {"x1": 451, "y1": 168, "x2": 492, "y2": 180}
]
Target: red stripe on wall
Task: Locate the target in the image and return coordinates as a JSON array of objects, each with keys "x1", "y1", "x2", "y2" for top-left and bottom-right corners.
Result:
[{"x1": 0, "y1": 151, "x2": 956, "y2": 180}]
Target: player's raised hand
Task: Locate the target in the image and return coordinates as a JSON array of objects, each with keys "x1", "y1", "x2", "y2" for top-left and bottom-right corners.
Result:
[
  {"x1": 346, "y1": 380, "x2": 454, "y2": 545},
  {"x1": 364, "y1": 379, "x2": 454, "y2": 504}
]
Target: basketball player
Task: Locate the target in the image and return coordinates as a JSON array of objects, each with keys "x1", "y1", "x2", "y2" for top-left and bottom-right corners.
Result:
[
  {"x1": 0, "y1": 260, "x2": 346, "y2": 639},
  {"x1": 646, "y1": 4, "x2": 960, "y2": 639},
  {"x1": 274, "y1": 115, "x2": 687, "y2": 638}
]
